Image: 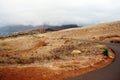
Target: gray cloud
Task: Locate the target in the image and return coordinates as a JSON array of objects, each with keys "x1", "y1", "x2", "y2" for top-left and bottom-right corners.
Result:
[{"x1": 0, "y1": 0, "x2": 120, "y2": 26}]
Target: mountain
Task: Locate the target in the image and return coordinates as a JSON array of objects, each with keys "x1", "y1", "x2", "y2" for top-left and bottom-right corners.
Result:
[
  {"x1": 0, "y1": 25, "x2": 34, "y2": 36},
  {"x1": 0, "y1": 24, "x2": 79, "y2": 36},
  {"x1": 28, "y1": 24, "x2": 79, "y2": 34},
  {"x1": 46, "y1": 24, "x2": 79, "y2": 31}
]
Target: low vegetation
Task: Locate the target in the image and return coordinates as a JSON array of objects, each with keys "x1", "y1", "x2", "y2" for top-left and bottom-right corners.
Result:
[
  {"x1": 50, "y1": 41, "x2": 104, "y2": 60},
  {"x1": 102, "y1": 49, "x2": 109, "y2": 57},
  {"x1": 0, "y1": 39, "x2": 48, "y2": 64}
]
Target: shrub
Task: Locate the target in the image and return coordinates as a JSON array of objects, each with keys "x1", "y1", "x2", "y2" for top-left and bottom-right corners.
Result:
[{"x1": 102, "y1": 49, "x2": 109, "y2": 56}]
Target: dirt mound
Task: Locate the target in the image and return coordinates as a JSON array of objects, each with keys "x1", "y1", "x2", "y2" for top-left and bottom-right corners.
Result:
[{"x1": 92, "y1": 34, "x2": 120, "y2": 43}]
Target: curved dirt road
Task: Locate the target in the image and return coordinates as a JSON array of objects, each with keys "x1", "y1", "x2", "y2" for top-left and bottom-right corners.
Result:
[{"x1": 67, "y1": 43, "x2": 120, "y2": 80}]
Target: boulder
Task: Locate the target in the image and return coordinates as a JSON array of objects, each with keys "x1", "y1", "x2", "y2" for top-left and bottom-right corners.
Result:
[{"x1": 71, "y1": 50, "x2": 81, "y2": 55}]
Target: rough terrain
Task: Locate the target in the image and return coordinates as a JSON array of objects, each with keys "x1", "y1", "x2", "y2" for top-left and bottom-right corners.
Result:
[{"x1": 0, "y1": 21, "x2": 120, "y2": 80}]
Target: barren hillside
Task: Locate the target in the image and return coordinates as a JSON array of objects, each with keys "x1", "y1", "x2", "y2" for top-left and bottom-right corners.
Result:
[{"x1": 41, "y1": 21, "x2": 120, "y2": 41}]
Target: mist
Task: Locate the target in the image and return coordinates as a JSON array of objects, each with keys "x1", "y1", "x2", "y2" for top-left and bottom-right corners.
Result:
[{"x1": 0, "y1": 0, "x2": 120, "y2": 27}]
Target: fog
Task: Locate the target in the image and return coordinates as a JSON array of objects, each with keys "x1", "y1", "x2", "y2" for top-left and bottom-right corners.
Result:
[{"x1": 0, "y1": 0, "x2": 120, "y2": 26}]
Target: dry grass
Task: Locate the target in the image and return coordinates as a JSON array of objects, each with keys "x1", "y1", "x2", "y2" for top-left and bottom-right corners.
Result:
[
  {"x1": 0, "y1": 21, "x2": 119, "y2": 65},
  {"x1": 0, "y1": 37, "x2": 107, "y2": 65},
  {"x1": 42, "y1": 21, "x2": 120, "y2": 40},
  {"x1": 0, "y1": 36, "x2": 48, "y2": 64},
  {"x1": 0, "y1": 21, "x2": 118, "y2": 80}
]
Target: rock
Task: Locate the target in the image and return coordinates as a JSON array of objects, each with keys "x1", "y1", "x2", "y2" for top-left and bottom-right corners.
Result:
[{"x1": 71, "y1": 50, "x2": 81, "y2": 55}]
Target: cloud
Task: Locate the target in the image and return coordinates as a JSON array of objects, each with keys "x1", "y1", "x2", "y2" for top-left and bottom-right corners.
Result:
[{"x1": 0, "y1": 0, "x2": 120, "y2": 26}]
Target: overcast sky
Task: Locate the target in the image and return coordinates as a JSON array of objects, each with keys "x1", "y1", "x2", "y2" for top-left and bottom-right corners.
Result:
[{"x1": 0, "y1": 0, "x2": 120, "y2": 26}]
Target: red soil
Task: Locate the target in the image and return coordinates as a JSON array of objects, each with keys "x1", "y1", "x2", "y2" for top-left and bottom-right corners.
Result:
[{"x1": 0, "y1": 56, "x2": 114, "y2": 80}]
